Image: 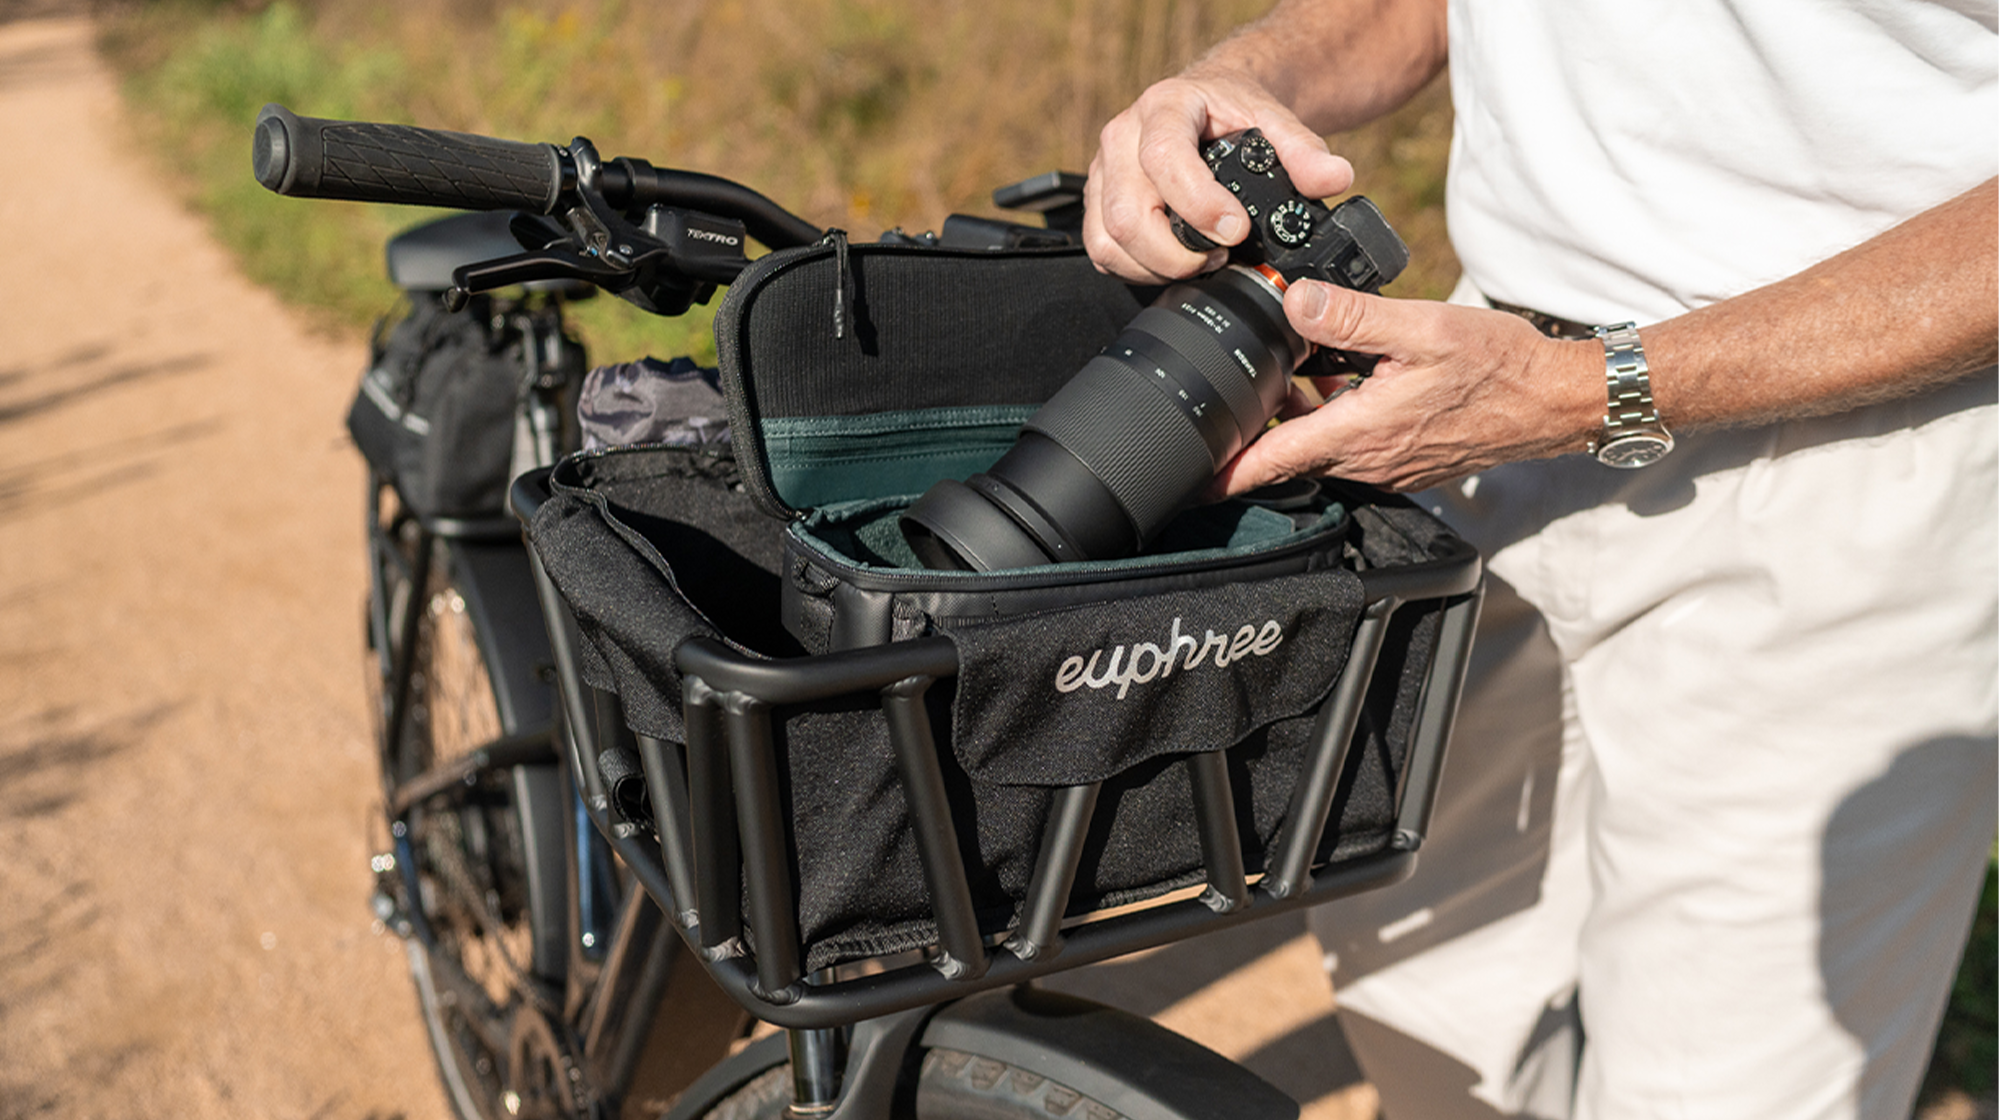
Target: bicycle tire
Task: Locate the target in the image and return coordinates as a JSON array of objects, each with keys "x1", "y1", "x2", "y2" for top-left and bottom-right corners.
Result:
[
  {"x1": 694, "y1": 1049, "x2": 1133, "y2": 1120},
  {"x1": 368, "y1": 511, "x2": 584, "y2": 1120},
  {"x1": 374, "y1": 519, "x2": 750, "y2": 1120}
]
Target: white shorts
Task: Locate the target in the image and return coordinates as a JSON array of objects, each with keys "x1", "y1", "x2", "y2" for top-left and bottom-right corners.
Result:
[{"x1": 1310, "y1": 362, "x2": 1999, "y2": 1119}]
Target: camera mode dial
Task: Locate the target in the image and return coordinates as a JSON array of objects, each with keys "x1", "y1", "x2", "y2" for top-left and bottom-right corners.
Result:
[{"x1": 1267, "y1": 199, "x2": 1313, "y2": 246}]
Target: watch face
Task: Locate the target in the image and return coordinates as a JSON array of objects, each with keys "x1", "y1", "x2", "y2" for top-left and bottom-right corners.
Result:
[{"x1": 1598, "y1": 434, "x2": 1672, "y2": 469}]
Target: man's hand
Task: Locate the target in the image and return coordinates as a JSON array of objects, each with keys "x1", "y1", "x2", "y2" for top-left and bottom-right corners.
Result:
[
  {"x1": 1212, "y1": 281, "x2": 1606, "y2": 495},
  {"x1": 1083, "y1": 70, "x2": 1353, "y2": 284},
  {"x1": 1083, "y1": 0, "x2": 1448, "y2": 284}
]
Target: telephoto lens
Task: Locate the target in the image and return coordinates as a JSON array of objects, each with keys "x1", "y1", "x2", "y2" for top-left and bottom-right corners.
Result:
[
  {"x1": 903, "y1": 264, "x2": 1306, "y2": 570},
  {"x1": 900, "y1": 130, "x2": 1407, "y2": 572}
]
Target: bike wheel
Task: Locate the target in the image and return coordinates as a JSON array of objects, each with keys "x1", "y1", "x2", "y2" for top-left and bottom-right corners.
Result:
[
  {"x1": 376, "y1": 527, "x2": 577, "y2": 1120},
  {"x1": 697, "y1": 1050, "x2": 1131, "y2": 1119},
  {"x1": 372, "y1": 518, "x2": 749, "y2": 1120}
]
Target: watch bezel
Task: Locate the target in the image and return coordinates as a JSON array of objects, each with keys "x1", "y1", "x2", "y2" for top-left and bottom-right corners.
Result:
[{"x1": 1596, "y1": 431, "x2": 1675, "y2": 468}]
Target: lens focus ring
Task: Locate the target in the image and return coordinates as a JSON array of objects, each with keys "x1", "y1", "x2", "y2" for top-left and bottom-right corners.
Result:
[
  {"x1": 1025, "y1": 361, "x2": 1216, "y2": 535},
  {"x1": 910, "y1": 265, "x2": 1312, "y2": 567}
]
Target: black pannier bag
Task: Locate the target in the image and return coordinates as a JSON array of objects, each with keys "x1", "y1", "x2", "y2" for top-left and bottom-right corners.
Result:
[
  {"x1": 524, "y1": 240, "x2": 1483, "y2": 1023},
  {"x1": 347, "y1": 294, "x2": 528, "y2": 521}
]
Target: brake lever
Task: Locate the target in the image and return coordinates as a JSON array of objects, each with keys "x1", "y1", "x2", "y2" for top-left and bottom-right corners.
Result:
[
  {"x1": 445, "y1": 137, "x2": 749, "y2": 314},
  {"x1": 445, "y1": 249, "x2": 631, "y2": 311}
]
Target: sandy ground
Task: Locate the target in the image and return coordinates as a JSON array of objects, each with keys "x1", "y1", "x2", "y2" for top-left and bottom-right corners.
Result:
[
  {"x1": 0, "y1": 17, "x2": 1378, "y2": 1120},
  {"x1": 0, "y1": 15, "x2": 454, "y2": 1119}
]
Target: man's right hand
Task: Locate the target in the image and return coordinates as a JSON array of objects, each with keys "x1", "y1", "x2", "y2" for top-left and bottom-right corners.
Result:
[{"x1": 1083, "y1": 67, "x2": 1355, "y2": 284}]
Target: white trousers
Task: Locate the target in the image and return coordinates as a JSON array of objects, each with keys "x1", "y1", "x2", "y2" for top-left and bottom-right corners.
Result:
[{"x1": 1311, "y1": 365, "x2": 1999, "y2": 1119}]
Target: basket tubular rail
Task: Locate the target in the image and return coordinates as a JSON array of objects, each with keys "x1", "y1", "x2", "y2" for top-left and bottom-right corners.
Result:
[
  {"x1": 635, "y1": 730, "x2": 700, "y2": 929},
  {"x1": 1262, "y1": 595, "x2": 1397, "y2": 901},
  {"x1": 681, "y1": 679, "x2": 744, "y2": 958},
  {"x1": 722, "y1": 693, "x2": 806, "y2": 1001},
  {"x1": 881, "y1": 676, "x2": 989, "y2": 981},
  {"x1": 705, "y1": 846, "x2": 1418, "y2": 1030},
  {"x1": 1188, "y1": 748, "x2": 1251, "y2": 913},
  {"x1": 1393, "y1": 584, "x2": 1483, "y2": 846},
  {"x1": 1007, "y1": 782, "x2": 1102, "y2": 963}
]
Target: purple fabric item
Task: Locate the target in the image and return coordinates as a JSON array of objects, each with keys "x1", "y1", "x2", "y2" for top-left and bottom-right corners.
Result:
[{"x1": 578, "y1": 356, "x2": 731, "y2": 451}]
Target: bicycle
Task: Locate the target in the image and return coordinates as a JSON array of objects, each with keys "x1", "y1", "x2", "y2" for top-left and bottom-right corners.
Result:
[{"x1": 253, "y1": 103, "x2": 1484, "y2": 1120}]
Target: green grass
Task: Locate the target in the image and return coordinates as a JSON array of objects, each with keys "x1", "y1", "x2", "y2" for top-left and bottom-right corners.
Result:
[
  {"x1": 98, "y1": 1, "x2": 725, "y2": 362},
  {"x1": 103, "y1": 3, "x2": 416, "y2": 325}
]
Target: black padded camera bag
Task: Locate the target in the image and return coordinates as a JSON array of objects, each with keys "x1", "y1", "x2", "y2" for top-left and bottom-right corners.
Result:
[
  {"x1": 347, "y1": 296, "x2": 523, "y2": 520},
  {"x1": 527, "y1": 240, "x2": 1473, "y2": 974}
]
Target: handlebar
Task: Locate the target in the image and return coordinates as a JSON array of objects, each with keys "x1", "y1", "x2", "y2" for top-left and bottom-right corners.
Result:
[
  {"x1": 252, "y1": 104, "x2": 822, "y2": 250},
  {"x1": 251, "y1": 104, "x2": 1089, "y2": 313},
  {"x1": 253, "y1": 104, "x2": 565, "y2": 214}
]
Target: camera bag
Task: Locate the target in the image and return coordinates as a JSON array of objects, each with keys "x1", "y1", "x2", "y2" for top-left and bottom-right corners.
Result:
[{"x1": 526, "y1": 239, "x2": 1478, "y2": 978}]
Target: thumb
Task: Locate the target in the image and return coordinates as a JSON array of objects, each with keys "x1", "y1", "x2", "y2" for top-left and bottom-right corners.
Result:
[
  {"x1": 1206, "y1": 405, "x2": 1342, "y2": 499},
  {"x1": 1283, "y1": 279, "x2": 1399, "y2": 353}
]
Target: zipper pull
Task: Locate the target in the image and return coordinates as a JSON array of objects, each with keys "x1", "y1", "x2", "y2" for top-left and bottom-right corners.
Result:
[{"x1": 821, "y1": 228, "x2": 856, "y2": 340}]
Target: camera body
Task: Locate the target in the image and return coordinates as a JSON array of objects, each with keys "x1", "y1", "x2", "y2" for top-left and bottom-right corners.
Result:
[
  {"x1": 898, "y1": 130, "x2": 1408, "y2": 572},
  {"x1": 1170, "y1": 130, "x2": 1406, "y2": 294}
]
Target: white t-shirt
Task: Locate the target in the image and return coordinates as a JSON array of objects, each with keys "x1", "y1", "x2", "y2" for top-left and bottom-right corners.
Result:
[{"x1": 1443, "y1": 0, "x2": 1998, "y2": 325}]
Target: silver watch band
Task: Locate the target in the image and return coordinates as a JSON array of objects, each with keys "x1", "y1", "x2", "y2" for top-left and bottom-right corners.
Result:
[{"x1": 1589, "y1": 322, "x2": 1673, "y2": 467}]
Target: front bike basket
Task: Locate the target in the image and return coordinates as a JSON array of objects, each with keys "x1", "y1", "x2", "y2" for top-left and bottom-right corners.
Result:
[{"x1": 518, "y1": 452, "x2": 1478, "y2": 1030}]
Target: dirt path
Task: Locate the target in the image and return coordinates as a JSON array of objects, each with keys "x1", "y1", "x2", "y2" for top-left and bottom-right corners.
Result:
[
  {"x1": 0, "y1": 17, "x2": 451, "y2": 1118},
  {"x1": 0, "y1": 18, "x2": 1373, "y2": 1119}
]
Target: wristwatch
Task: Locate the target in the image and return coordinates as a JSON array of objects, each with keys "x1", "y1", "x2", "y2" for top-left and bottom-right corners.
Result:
[{"x1": 1589, "y1": 322, "x2": 1674, "y2": 468}]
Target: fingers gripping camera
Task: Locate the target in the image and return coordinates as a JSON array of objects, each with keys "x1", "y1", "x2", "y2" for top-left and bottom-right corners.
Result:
[{"x1": 901, "y1": 130, "x2": 1408, "y2": 572}]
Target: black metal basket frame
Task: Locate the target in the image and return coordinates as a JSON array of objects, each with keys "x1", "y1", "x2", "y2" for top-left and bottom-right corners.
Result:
[{"x1": 523, "y1": 475, "x2": 1484, "y2": 1031}]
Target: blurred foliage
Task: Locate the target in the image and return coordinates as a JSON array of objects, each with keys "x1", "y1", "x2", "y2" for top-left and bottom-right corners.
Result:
[
  {"x1": 97, "y1": 0, "x2": 1457, "y2": 365},
  {"x1": 100, "y1": 3, "x2": 423, "y2": 333},
  {"x1": 1924, "y1": 853, "x2": 1997, "y2": 1110}
]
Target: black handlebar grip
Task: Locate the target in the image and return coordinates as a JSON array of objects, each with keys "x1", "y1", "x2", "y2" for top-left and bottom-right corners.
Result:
[{"x1": 252, "y1": 104, "x2": 563, "y2": 213}]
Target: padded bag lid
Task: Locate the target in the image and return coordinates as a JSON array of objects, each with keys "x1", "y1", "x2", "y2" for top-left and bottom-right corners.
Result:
[{"x1": 712, "y1": 240, "x2": 1146, "y2": 518}]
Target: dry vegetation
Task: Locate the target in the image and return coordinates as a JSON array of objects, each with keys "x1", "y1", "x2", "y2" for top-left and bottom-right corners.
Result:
[{"x1": 99, "y1": 0, "x2": 1456, "y2": 362}]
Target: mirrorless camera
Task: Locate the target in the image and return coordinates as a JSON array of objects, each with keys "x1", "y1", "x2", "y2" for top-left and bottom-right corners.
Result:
[{"x1": 899, "y1": 129, "x2": 1409, "y2": 571}]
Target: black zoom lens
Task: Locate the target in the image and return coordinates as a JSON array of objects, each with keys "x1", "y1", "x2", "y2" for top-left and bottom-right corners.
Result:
[{"x1": 901, "y1": 265, "x2": 1307, "y2": 571}]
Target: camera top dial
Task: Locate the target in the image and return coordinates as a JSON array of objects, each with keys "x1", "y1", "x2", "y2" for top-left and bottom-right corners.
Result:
[
  {"x1": 1267, "y1": 198, "x2": 1314, "y2": 246},
  {"x1": 1236, "y1": 133, "x2": 1278, "y2": 174}
]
